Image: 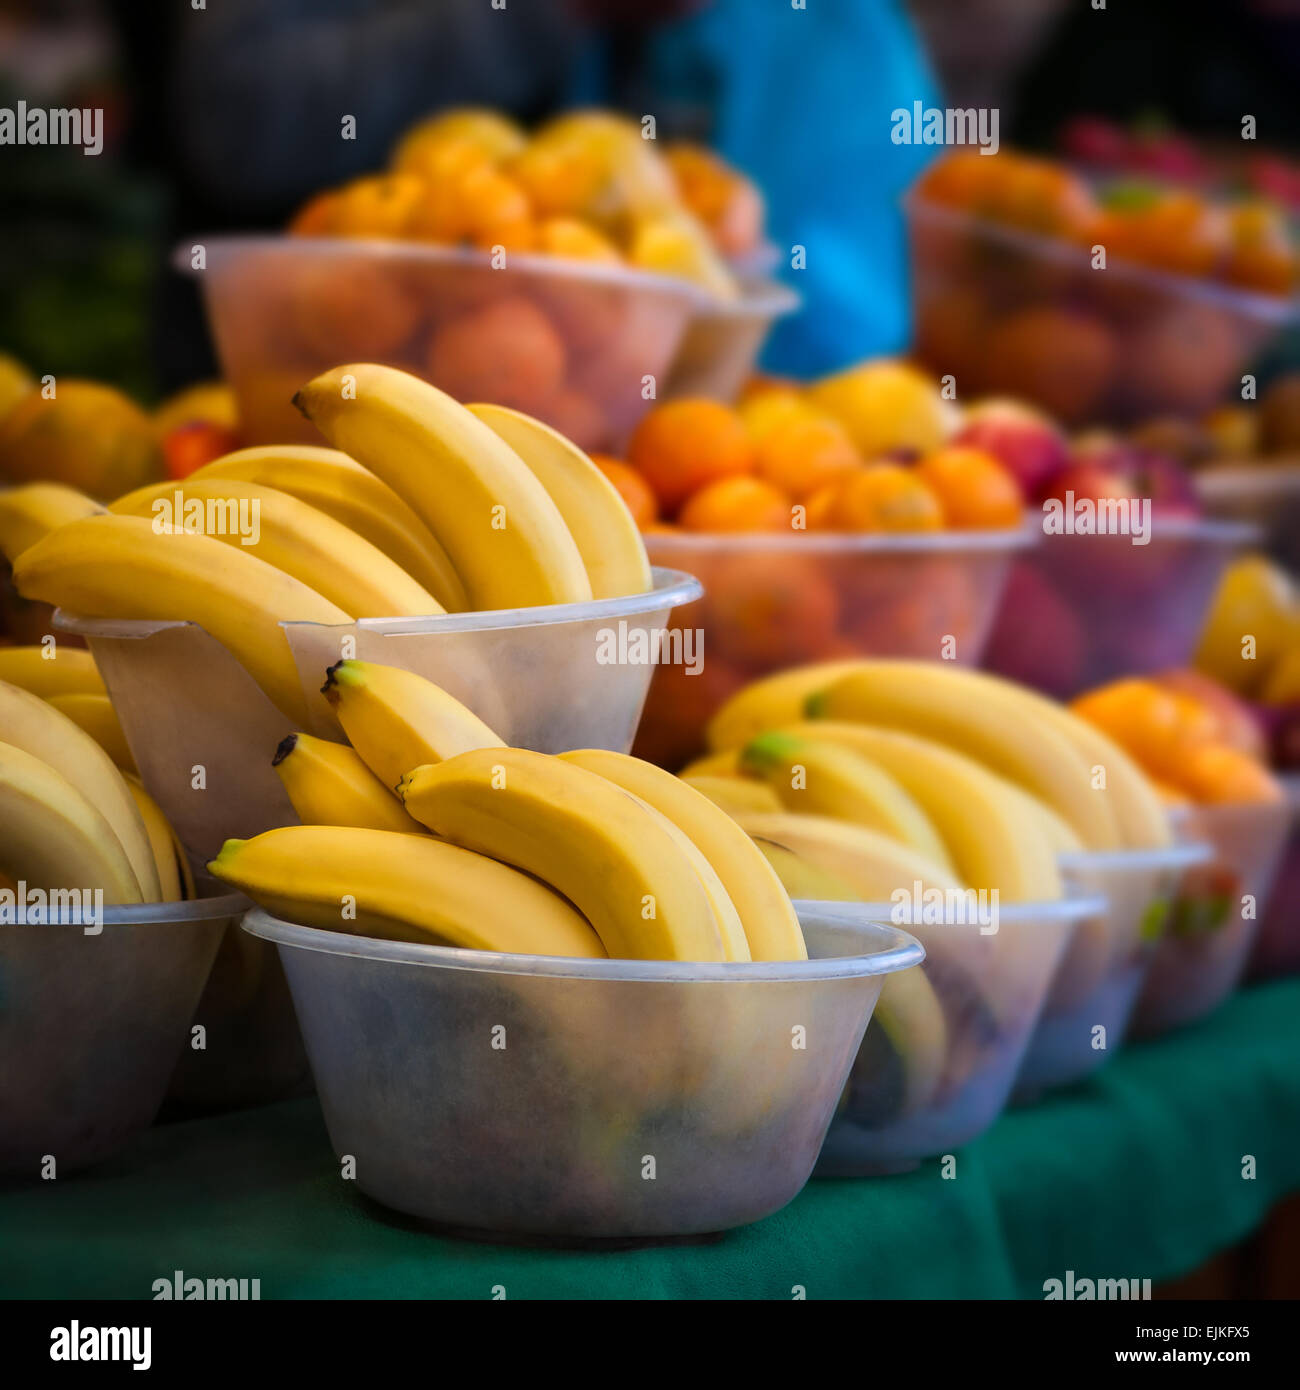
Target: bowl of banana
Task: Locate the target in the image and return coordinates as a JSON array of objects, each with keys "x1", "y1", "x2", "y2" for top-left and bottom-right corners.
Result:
[
  {"x1": 211, "y1": 739, "x2": 923, "y2": 1241},
  {"x1": 10, "y1": 363, "x2": 700, "y2": 862}
]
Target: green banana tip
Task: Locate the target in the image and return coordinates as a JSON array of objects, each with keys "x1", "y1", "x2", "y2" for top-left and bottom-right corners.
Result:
[
  {"x1": 207, "y1": 838, "x2": 247, "y2": 872},
  {"x1": 804, "y1": 690, "x2": 829, "y2": 718},
  {"x1": 271, "y1": 734, "x2": 298, "y2": 768},
  {"x1": 741, "y1": 730, "x2": 802, "y2": 768}
]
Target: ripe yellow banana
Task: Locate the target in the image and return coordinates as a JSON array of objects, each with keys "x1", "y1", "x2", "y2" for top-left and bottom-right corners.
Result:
[
  {"x1": 397, "y1": 747, "x2": 726, "y2": 961},
  {"x1": 559, "y1": 748, "x2": 803, "y2": 961},
  {"x1": 208, "y1": 825, "x2": 606, "y2": 957},
  {"x1": 678, "y1": 748, "x2": 745, "y2": 780},
  {"x1": 0, "y1": 678, "x2": 159, "y2": 899},
  {"x1": 0, "y1": 740, "x2": 143, "y2": 903},
  {"x1": 737, "y1": 812, "x2": 963, "y2": 901},
  {"x1": 706, "y1": 659, "x2": 868, "y2": 753},
  {"x1": 468, "y1": 403, "x2": 651, "y2": 599},
  {"x1": 191, "y1": 445, "x2": 468, "y2": 612},
  {"x1": 679, "y1": 774, "x2": 783, "y2": 818},
  {"x1": 272, "y1": 732, "x2": 425, "y2": 834},
  {"x1": 0, "y1": 644, "x2": 105, "y2": 698},
  {"x1": 807, "y1": 662, "x2": 1122, "y2": 850},
  {"x1": 294, "y1": 364, "x2": 592, "y2": 611},
  {"x1": 110, "y1": 478, "x2": 444, "y2": 620},
  {"x1": 123, "y1": 776, "x2": 183, "y2": 901},
  {"x1": 45, "y1": 692, "x2": 136, "y2": 773},
  {"x1": 754, "y1": 722, "x2": 1063, "y2": 901},
  {"x1": 739, "y1": 732, "x2": 953, "y2": 872},
  {"x1": 0, "y1": 482, "x2": 104, "y2": 562},
  {"x1": 13, "y1": 515, "x2": 350, "y2": 726},
  {"x1": 751, "y1": 839, "x2": 862, "y2": 901},
  {"x1": 321, "y1": 659, "x2": 503, "y2": 790}
]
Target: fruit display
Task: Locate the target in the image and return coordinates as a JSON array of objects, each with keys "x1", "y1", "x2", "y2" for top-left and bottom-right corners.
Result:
[
  {"x1": 909, "y1": 150, "x2": 1295, "y2": 424},
  {"x1": 1070, "y1": 669, "x2": 1292, "y2": 1034},
  {"x1": 672, "y1": 657, "x2": 1193, "y2": 1163}
]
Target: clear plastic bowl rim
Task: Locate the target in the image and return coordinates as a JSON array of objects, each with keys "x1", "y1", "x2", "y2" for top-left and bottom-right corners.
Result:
[
  {"x1": 645, "y1": 524, "x2": 1039, "y2": 556},
  {"x1": 52, "y1": 567, "x2": 703, "y2": 641},
  {"x1": 1193, "y1": 462, "x2": 1300, "y2": 500},
  {"x1": 240, "y1": 905, "x2": 924, "y2": 984},
  {"x1": 1057, "y1": 839, "x2": 1213, "y2": 875},
  {"x1": 8, "y1": 891, "x2": 249, "y2": 929},
  {"x1": 789, "y1": 893, "x2": 1108, "y2": 928}
]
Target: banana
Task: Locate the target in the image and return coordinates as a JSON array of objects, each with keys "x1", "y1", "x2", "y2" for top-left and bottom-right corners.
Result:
[
  {"x1": 706, "y1": 659, "x2": 868, "y2": 753},
  {"x1": 752, "y1": 722, "x2": 1063, "y2": 901},
  {"x1": 0, "y1": 482, "x2": 104, "y2": 561},
  {"x1": 679, "y1": 774, "x2": 783, "y2": 818},
  {"x1": 678, "y1": 749, "x2": 745, "y2": 779},
  {"x1": 468, "y1": 404, "x2": 651, "y2": 599},
  {"x1": 13, "y1": 515, "x2": 350, "y2": 726},
  {"x1": 272, "y1": 732, "x2": 425, "y2": 834},
  {"x1": 321, "y1": 659, "x2": 503, "y2": 790},
  {"x1": 209, "y1": 825, "x2": 605, "y2": 957},
  {"x1": 294, "y1": 364, "x2": 592, "y2": 611},
  {"x1": 0, "y1": 678, "x2": 160, "y2": 899},
  {"x1": 397, "y1": 747, "x2": 726, "y2": 961},
  {"x1": 45, "y1": 693, "x2": 136, "y2": 773},
  {"x1": 739, "y1": 731, "x2": 953, "y2": 871},
  {"x1": 1001, "y1": 784, "x2": 1083, "y2": 855},
  {"x1": 191, "y1": 445, "x2": 468, "y2": 612},
  {"x1": 807, "y1": 663, "x2": 1122, "y2": 850},
  {"x1": 0, "y1": 740, "x2": 143, "y2": 903},
  {"x1": 123, "y1": 776, "x2": 183, "y2": 901},
  {"x1": 751, "y1": 839, "x2": 863, "y2": 901},
  {"x1": 737, "y1": 812, "x2": 963, "y2": 901},
  {"x1": 0, "y1": 644, "x2": 104, "y2": 698},
  {"x1": 110, "y1": 478, "x2": 444, "y2": 620},
  {"x1": 558, "y1": 748, "x2": 802, "y2": 961}
]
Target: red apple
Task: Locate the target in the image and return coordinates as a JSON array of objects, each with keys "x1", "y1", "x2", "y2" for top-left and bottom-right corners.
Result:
[
  {"x1": 1061, "y1": 116, "x2": 1130, "y2": 170},
  {"x1": 953, "y1": 398, "x2": 1068, "y2": 498}
]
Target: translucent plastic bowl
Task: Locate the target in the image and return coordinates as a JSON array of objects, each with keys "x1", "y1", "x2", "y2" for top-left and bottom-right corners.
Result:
[
  {"x1": 907, "y1": 195, "x2": 1295, "y2": 425},
  {"x1": 814, "y1": 894, "x2": 1101, "y2": 1175},
  {"x1": 180, "y1": 236, "x2": 702, "y2": 450},
  {"x1": 1250, "y1": 775, "x2": 1300, "y2": 980},
  {"x1": 636, "y1": 530, "x2": 1032, "y2": 768},
  {"x1": 1194, "y1": 463, "x2": 1300, "y2": 574},
  {"x1": 242, "y1": 906, "x2": 922, "y2": 1241},
  {"x1": 664, "y1": 279, "x2": 800, "y2": 401},
  {"x1": 1133, "y1": 801, "x2": 1292, "y2": 1036},
  {"x1": 1012, "y1": 842, "x2": 1210, "y2": 1101},
  {"x1": 0, "y1": 892, "x2": 241, "y2": 1177},
  {"x1": 53, "y1": 568, "x2": 701, "y2": 862},
  {"x1": 982, "y1": 519, "x2": 1256, "y2": 699}
]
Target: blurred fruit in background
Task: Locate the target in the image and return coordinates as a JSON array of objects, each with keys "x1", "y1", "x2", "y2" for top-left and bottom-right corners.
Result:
[
  {"x1": 664, "y1": 143, "x2": 765, "y2": 261},
  {"x1": 807, "y1": 359, "x2": 954, "y2": 457},
  {"x1": 0, "y1": 355, "x2": 35, "y2": 423}
]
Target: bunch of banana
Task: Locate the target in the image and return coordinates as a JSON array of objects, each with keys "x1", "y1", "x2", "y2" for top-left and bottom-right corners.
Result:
[
  {"x1": 5, "y1": 364, "x2": 653, "y2": 724},
  {"x1": 209, "y1": 659, "x2": 806, "y2": 962},
  {"x1": 0, "y1": 670, "x2": 191, "y2": 905}
]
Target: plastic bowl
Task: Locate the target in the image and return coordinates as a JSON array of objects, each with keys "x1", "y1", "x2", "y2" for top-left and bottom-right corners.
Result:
[
  {"x1": 1012, "y1": 842, "x2": 1210, "y2": 1101},
  {"x1": 907, "y1": 195, "x2": 1294, "y2": 425},
  {"x1": 664, "y1": 279, "x2": 800, "y2": 401},
  {"x1": 814, "y1": 894, "x2": 1101, "y2": 1175},
  {"x1": 1250, "y1": 775, "x2": 1300, "y2": 980},
  {"x1": 0, "y1": 892, "x2": 241, "y2": 1178},
  {"x1": 982, "y1": 519, "x2": 1256, "y2": 699},
  {"x1": 242, "y1": 906, "x2": 922, "y2": 1241},
  {"x1": 1132, "y1": 800, "x2": 1292, "y2": 1036},
  {"x1": 636, "y1": 529, "x2": 1032, "y2": 768},
  {"x1": 1194, "y1": 463, "x2": 1300, "y2": 574},
  {"x1": 180, "y1": 236, "x2": 702, "y2": 450},
  {"x1": 53, "y1": 568, "x2": 701, "y2": 861}
]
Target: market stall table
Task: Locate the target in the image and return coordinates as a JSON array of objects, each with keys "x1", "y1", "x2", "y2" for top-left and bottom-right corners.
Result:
[{"x1": 4, "y1": 977, "x2": 1299, "y2": 1300}]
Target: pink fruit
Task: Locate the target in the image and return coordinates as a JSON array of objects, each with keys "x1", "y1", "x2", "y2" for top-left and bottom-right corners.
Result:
[
  {"x1": 982, "y1": 561, "x2": 1087, "y2": 697},
  {"x1": 953, "y1": 399, "x2": 1068, "y2": 498}
]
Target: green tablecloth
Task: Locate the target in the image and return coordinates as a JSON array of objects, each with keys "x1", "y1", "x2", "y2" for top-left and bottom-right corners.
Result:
[{"x1": 4, "y1": 978, "x2": 1300, "y2": 1300}]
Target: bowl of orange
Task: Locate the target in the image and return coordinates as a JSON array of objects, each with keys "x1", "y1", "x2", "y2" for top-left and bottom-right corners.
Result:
[{"x1": 603, "y1": 366, "x2": 1035, "y2": 768}]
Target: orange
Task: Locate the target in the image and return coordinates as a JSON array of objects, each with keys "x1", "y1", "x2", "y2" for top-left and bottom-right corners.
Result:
[
  {"x1": 288, "y1": 189, "x2": 343, "y2": 237},
  {"x1": 1089, "y1": 191, "x2": 1228, "y2": 278},
  {"x1": 807, "y1": 359, "x2": 952, "y2": 457},
  {"x1": 1071, "y1": 678, "x2": 1220, "y2": 782},
  {"x1": 914, "y1": 446, "x2": 1023, "y2": 529},
  {"x1": 829, "y1": 465, "x2": 945, "y2": 532},
  {"x1": 291, "y1": 259, "x2": 422, "y2": 358},
  {"x1": 664, "y1": 142, "x2": 765, "y2": 258},
  {"x1": 592, "y1": 455, "x2": 658, "y2": 527},
  {"x1": 706, "y1": 550, "x2": 840, "y2": 667},
  {"x1": 632, "y1": 643, "x2": 746, "y2": 770},
  {"x1": 392, "y1": 108, "x2": 527, "y2": 177},
  {"x1": 627, "y1": 399, "x2": 754, "y2": 514},
  {"x1": 1224, "y1": 202, "x2": 1295, "y2": 296},
  {"x1": 426, "y1": 296, "x2": 565, "y2": 411},
  {"x1": 678, "y1": 476, "x2": 791, "y2": 532},
  {"x1": 753, "y1": 413, "x2": 862, "y2": 501},
  {"x1": 1179, "y1": 744, "x2": 1283, "y2": 805},
  {"x1": 163, "y1": 421, "x2": 240, "y2": 481},
  {"x1": 331, "y1": 174, "x2": 428, "y2": 238},
  {"x1": 407, "y1": 164, "x2": 534, "y2": 253},
  {"x1": 803, "y1": 476, "x2": 855, "y2": 531},
  {"x1": 738, "y1": 373, "x2": 801, "y2": 404},
  {"x1": 535, "y1": 218, "x2": 623, "y2": 265}
]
